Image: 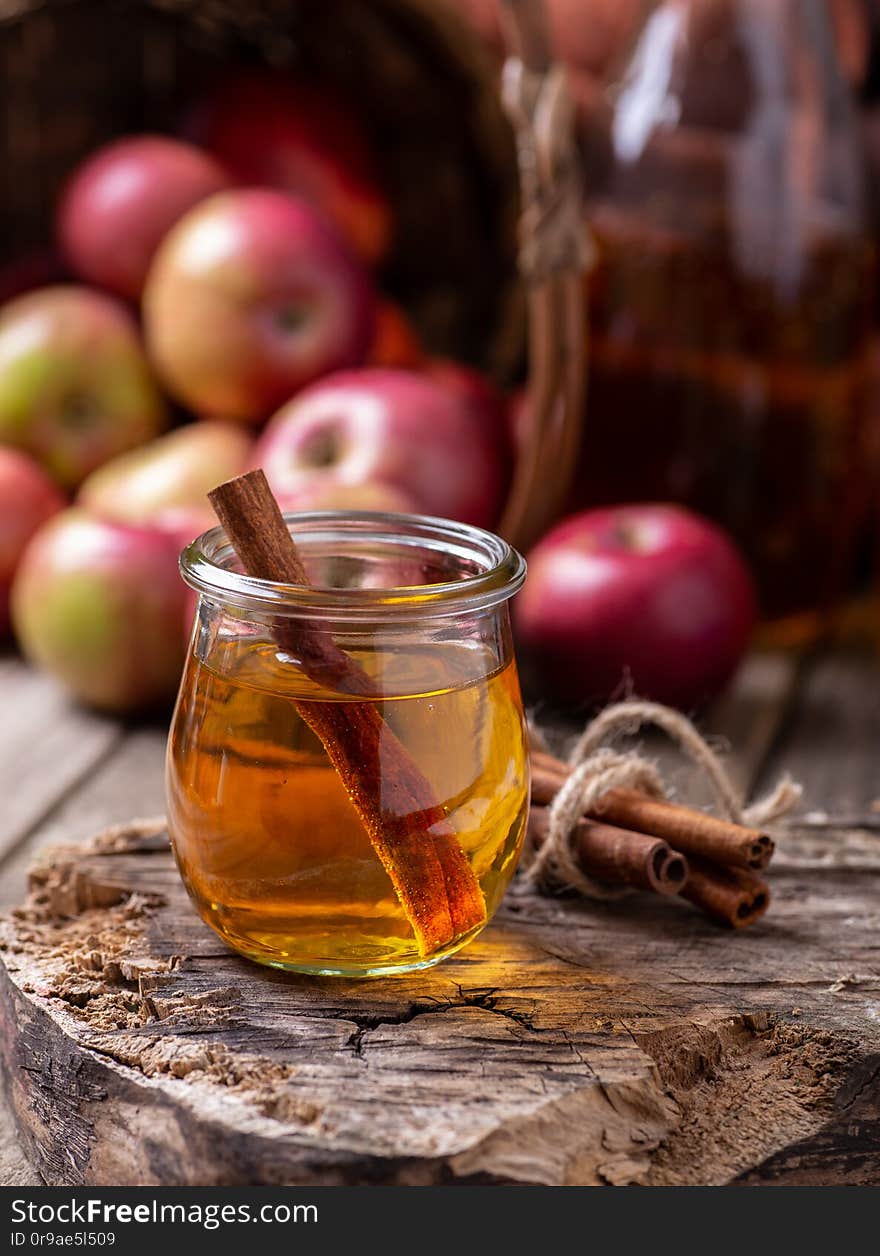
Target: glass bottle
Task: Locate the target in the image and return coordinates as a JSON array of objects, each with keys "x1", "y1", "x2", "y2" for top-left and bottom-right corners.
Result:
[
  {"x1": 166, "y1": 510, "x2": 528, "y2": 977},
  {"x1": 577, "y1": 0, "x2": 875, "y2": 638}
]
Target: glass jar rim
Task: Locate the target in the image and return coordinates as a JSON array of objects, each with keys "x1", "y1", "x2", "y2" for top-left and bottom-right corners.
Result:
[{"x1": 180, "y1": 509, "x2": 527, "y2": 620}]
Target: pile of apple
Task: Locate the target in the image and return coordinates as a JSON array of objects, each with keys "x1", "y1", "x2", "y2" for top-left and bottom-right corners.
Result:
[
  {"x1": 0, "y1": 66, "x2": 756, "y2": 715},
  {"x1": 0, "y1": 71, "x2": 511, "y2": 712}
]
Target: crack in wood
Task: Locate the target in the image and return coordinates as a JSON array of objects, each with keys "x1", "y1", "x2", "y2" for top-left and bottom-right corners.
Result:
[{"x1": 343, "y1": 989, "x2": 537, "y2": 1058}]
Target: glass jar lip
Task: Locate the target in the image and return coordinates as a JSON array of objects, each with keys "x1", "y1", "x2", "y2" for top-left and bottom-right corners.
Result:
[{"x1": 180, "y1": 509, "x2": 527, "y2": 619}]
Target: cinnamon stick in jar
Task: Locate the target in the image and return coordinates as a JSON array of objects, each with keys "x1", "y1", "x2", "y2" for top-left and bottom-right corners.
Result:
[{"x1": 208, "y1": 470, "x2": 486, "y2": 955}]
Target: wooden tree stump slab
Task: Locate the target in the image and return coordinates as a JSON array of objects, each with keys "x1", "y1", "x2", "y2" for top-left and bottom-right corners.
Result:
[{"x1": 1, "y1": 818, "x2": 879, "y2": 1186}]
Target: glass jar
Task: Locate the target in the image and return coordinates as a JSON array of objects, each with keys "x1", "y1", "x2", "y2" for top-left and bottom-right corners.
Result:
[
  {"x1": 166, "y1": 511, "x2": 528, "y2": 977},
  {"x1": 576, "y1": 0, "x2": 875, "y2": 638}
]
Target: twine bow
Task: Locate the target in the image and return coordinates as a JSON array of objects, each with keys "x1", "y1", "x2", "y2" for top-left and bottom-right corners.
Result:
[{"x1": 523, "y1": 700, "x2": 802, "y2": 899}]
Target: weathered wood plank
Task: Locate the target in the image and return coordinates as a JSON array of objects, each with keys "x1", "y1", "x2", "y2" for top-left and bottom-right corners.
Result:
[
  {"x1": 1, "y1": 813, "x2": 878, "y2": 1187},
  {"x1": 755, "y1": 651, "x2": 880, "y2": 814},
  {"x1": 0, "y1": 688, "x2": 162, "y2": 1190},
  {"x1": 705, "y1": 650, "x2": 802, "y2": 798},
  {"x1": 0, "y1": 724, "x2": 167, "y2": 911},
  {"x1": 0, "y1": 657, "x2": 120, "y2": 868}
]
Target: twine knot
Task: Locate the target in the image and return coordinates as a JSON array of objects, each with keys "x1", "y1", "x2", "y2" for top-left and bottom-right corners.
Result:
[{"x1": 523, "y1": 700, "x2": 802, "y2": 899}]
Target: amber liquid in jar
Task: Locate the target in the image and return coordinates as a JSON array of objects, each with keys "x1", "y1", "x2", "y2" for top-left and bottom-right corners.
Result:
[{"x1": 167, "y1": 633, "x2": 528, "y2": 976}]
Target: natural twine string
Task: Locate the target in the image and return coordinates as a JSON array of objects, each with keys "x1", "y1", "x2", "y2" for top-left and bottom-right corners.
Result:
[{"x1": 523, "y1": 700, "x2": 802, "y2": 899}]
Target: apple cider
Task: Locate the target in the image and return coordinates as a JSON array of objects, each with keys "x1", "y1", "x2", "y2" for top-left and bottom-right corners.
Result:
[
  {"x1": 575, "y1": 211, "x2": 875, "y2": 632},
  {"x1": 575, "y1": 0, "x2": 875, "y2": 638},
  {"x1": 166, "y1": 511, "x2": 528, "y2": 976}
]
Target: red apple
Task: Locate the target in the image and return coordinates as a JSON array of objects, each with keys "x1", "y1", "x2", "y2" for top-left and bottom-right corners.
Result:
[
  {"x1": 514, "y1": 504, "x2": 756, "y2": 709},
  {"x1": 78, "y1": 420, "x2": 252, "y2": 525},
  {"x1": 273, "y1": 481, "x2": 423, "y2": 592},
  {"x1": 57, "y1": 136, "x2": 231, "y2": 302},
  {"x1": 0, "y1": 448, "x2": 65, "y2": 635},
  {"x1": 144, "y1": 190, "x2": 375, "y2": 424},
  {"x1": 426, "y1": 357, "x2": 510, "y2": 455},
  {"x1": 184, "y1": 70, "x2": 392, "y2": 265},
  {"x1": 149, "y1": 504, "x2": 216, "y2": 644},
  {"x1": 151, "y1": 503, "x2": 215, "y2": 550},
  {"x1": 0, "y1": 286, "x2": 168, "y2": 487},
  {"x1": 255, "y1": 368, "x2": 505, "y2": 529},
  {"x1": 11, "y1": 508, "x2": 188, "y2": 712}
]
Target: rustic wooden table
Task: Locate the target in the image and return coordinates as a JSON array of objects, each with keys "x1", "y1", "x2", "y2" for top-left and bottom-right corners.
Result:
[{"x1": 1, "y1": 647, "x2": 878, "y2": 1185}]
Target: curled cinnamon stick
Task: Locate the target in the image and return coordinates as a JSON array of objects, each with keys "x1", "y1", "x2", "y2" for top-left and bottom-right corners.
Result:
[
  {"x1": 680, "y1": 858, "x2": 770, "y2": 929},
  {"x1": 209, "y1": 470, "x2": 486, "y2": 954},
  {"x1": 529, "y1": 745, "x2": 775, "y2": 928},
  {"x1": 530, "y1": 749, "x2": 570, "y2": 779},
  {"x1": 530, "y1": 763, "x2": 569, "y2": 806},
  {"x1": 598, "y1": 789, "x2": 774, "y2": 871},
  {"x1": 530, "y1": 754, "x2": 775, "y2": 870},
  {"x1": 528, "y1": 806, "x2": 689, "y2": 896}
]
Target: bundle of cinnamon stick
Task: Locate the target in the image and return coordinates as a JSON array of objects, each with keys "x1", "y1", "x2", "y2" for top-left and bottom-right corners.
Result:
[{"x1": 529, "y1": 749, "x2": 774, "y2": 928}]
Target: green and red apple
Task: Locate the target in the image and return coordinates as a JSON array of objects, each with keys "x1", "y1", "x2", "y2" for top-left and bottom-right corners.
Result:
[
  {"x1": 12, "y1": 508, "x2": 189, "y2": 713},
  {"x1": 425, "y1": 358, "x2": 511, "y2": 475},
  {"x1": 79, "y1": 420, "x2": 253, "y2": 527},
  {"x1": 0, "y1": 448, "x2": 65, "y2": 635},
  {"x1": 144, "y1": 189, "x2": 376, "y2": 424},
  {"x1": 0, "y1": 286, "x2": 167, "y2": 488},
  {"x1": 274, "y1": 480, "x2": 418, "y2": 515}
]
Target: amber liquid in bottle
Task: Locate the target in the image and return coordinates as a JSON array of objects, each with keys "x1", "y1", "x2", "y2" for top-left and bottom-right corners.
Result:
[
  {"x1": 575, "y1": 210, "x2": 875, "y2": 636},
  {"x1": 166, "y1": 636, "x2": 528, "y2": 976},
  {"x1": 574, "y1": 0, "x2": 875, "y2": 638}
]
